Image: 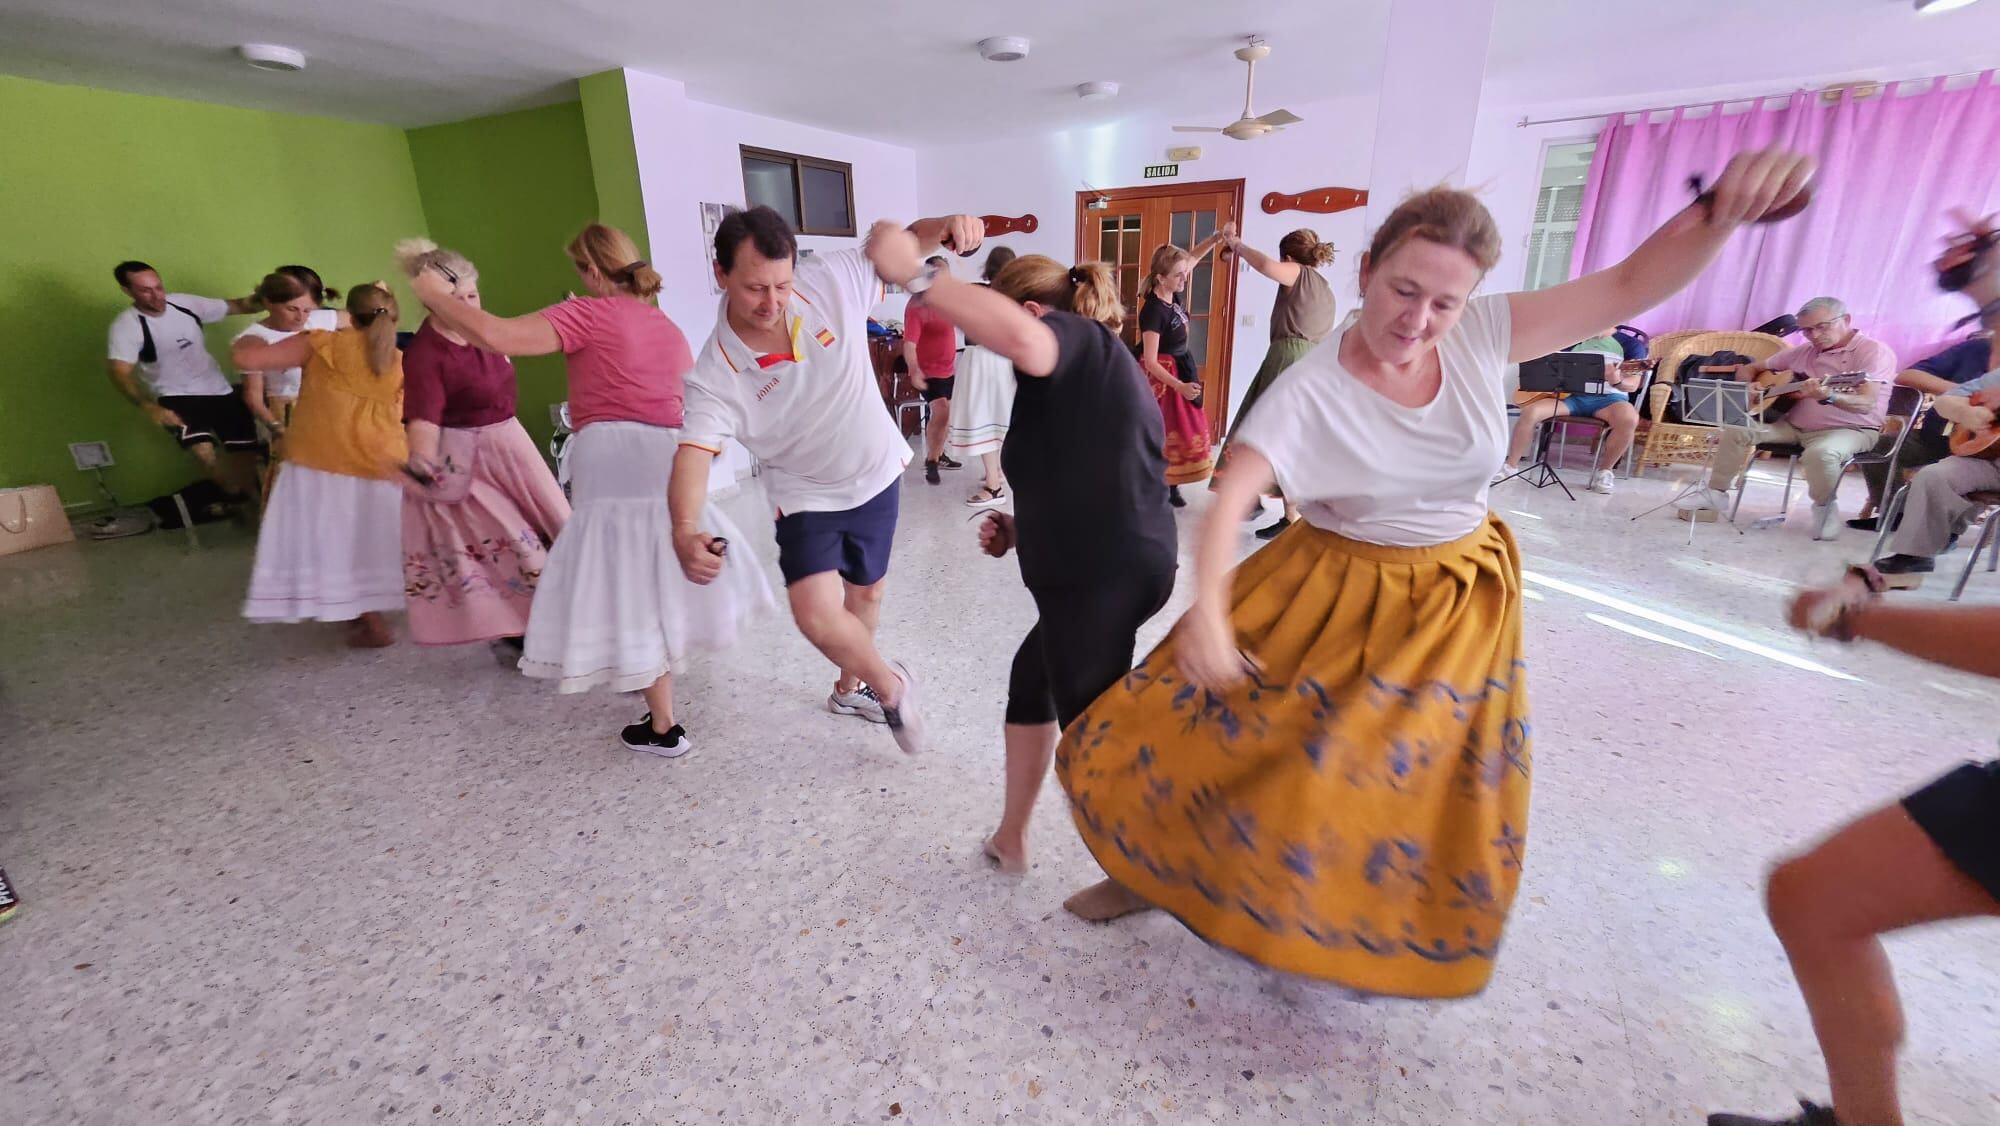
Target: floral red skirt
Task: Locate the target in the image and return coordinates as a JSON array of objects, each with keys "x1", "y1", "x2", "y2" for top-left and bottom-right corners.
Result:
[{"x1": 1153, "y1": 355, "x2": 1213, "y2": 486}]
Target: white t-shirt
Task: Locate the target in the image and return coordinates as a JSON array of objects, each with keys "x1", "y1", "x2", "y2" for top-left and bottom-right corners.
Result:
[
  {"x1": 107, "y1": 294, "x2": 233, "y2": 398},
  {"x1": 682, "y1": 248, "x2": 911, "y2": 514},
  {"x1": 1234, "y1": 293, "x2": 1514, "y2": 547},
  {"x1": 234, "y1": 309, "x2": 340, "y2": 399}
]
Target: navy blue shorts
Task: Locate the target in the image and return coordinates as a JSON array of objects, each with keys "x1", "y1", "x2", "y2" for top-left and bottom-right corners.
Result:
[
  {"x1": 1902, "y1": 759, "x2": 2000, "y2": 903},
  {"x1": 773, "y1": 480, "x2": 901, "y2": 587}
]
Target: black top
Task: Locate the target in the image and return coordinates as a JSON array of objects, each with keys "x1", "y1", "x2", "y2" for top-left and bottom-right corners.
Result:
[
  {"x1": 1002, "y1": 310, "x2": 1177, "y2": 588},
  {"x1": 1139, "y1": 293, "x2": 1198, "y2": 383}
]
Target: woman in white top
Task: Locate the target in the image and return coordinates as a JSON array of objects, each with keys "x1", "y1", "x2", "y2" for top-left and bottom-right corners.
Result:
[
  {"x1": 1050, "y1": 149, "x2": 1815, "y2": 1000},
  {"x1": 237, "y1": 272, "x2": 345, "y2": 492}
]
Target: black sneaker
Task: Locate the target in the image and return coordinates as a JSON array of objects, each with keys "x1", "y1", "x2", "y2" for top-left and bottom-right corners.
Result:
[
  {"x1": 924, "y1": 460, "x2": 941, "y2": 485},
  {"x1": 1845, "y1": 516, "x2": 1880, "y2": 532},
  {"x1": 1873, "y1": 553, "x2": 1935, "y2": 589},
  {"x1": 1709, "y1": 1098, "x2": 1839, "y2": 1126},
  {"x1": 0, "y1": 867, "x2": 18, "y2": 925},
  {"x1": 938, "y1": 455, "x2": 964, "y2": 470},
  {"x1": 1169, "y1": 486, "x2": 1187, "y2": 509},
  {"x1": 1255, "y1": 516, "x2": 1292, "y2": 540},
  {"x1": 619, "y1": 714, "x2": 693, "y2": 759}
]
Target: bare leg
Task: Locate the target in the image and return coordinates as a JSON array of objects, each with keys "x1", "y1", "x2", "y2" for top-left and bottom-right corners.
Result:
[
  {"x1": 1504, "y1": 399, "x2": 1561, "y2": 467},
  {"x1": 926, "y1": 398, "x2": 951, "y2": 464},
  {"x1": 986, "y1": 722, "x2": 1058, "y2": 874},
  {"x1": 789, "y1": 573, "x2": 899, "y2": 705},
  {"x1": 640, "y1": 674, "x2": 675, "y2": 732},
  {"x1": 979, "y1": 451, "x2": 1004, "y2": 492},
  {"x1": 1764, "y1": 802, "x2": 2000, "y2": 1126},
  {"x1": 1596, "y1": 401, "x2": 1641, "y2": 471}
]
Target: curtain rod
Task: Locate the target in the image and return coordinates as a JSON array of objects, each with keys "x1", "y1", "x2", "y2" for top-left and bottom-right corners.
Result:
[{"x1": 1516, "y1": 68, "x2": 1991, "y2": 129}]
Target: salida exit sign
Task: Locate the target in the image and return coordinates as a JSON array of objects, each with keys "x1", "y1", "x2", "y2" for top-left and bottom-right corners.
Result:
[{"x1": 1143, "y1": 163, "x2": 1180, "y2": 179}]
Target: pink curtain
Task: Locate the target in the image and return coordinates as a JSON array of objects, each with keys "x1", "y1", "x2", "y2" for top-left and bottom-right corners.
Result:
[{"x1": 1570, "y1": 72, "x2": 2000, "y2": 363}]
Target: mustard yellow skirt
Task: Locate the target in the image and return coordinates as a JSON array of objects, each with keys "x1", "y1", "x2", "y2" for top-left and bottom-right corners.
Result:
[{"x1": 1055, "y1": 515, "x2": 1531, "y2": 999}]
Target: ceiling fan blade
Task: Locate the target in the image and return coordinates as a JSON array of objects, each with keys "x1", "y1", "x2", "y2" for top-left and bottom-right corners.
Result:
[
  {"x1": 1173, "y1": 126, "x2": 1225, "y2": 133},
  {"x1": 1256, "y1": 109, "x2": 1303, "y2": 127}
]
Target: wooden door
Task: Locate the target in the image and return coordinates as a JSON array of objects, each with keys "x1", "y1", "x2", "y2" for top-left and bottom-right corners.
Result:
[{"x1": 1077, "y1": 180, "x2": 1244, "y2": 440}]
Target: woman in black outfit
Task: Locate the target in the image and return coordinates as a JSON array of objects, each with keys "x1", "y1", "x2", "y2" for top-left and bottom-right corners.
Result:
[
  {"x1": 864, "y1": 227, "x2": 1176, "y2": 875},
  {"x1": 1137, "y1": 234, "x2": 1230, "y2": 506}
]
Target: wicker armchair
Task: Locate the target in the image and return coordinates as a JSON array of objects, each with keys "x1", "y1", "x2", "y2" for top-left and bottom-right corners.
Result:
[{"x1": 1634, "y1": 330, "x2": 1789, "y2": 475}]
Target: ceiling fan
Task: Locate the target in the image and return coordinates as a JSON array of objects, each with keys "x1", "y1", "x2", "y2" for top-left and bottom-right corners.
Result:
[{"x1": 1174, "y1": 38, "x2": 1303, "y2": 141}]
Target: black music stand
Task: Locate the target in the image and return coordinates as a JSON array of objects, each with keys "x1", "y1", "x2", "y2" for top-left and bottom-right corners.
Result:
[{"x1": 1495, "y1": 353, "x2": 1608, "y2": 500}]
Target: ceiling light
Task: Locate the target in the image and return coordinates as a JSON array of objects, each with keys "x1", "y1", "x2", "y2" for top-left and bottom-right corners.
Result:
[
  {"x1": 977, "y1": 36, "x2": 1031, "y2": 62},
  {"x1": 1076, "y1": 81, "x2": 1119, "y2": 101},
  {"x1": 237, "y1": 43, "x2": 307, "y2": 72},
  {"x1": 1914, "y1": 0, "x2": 1982, "y2": 12}
]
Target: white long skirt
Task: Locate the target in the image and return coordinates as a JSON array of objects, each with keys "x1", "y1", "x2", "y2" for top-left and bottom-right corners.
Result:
[
  {"x1": 946, "y1": 345, "x2": 1017, "y2": 458},
  {"x1": 243, "y1": 464, "x2": 405, "y2": 623},
  {"x1": 520, "y1": 421, "x2": 775, "y2": 694}
]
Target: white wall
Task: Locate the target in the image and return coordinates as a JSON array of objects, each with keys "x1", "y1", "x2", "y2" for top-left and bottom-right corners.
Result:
[
  {"x1": 915, "y1": 93, "x2": 1380, "y2": 429},
  {"x1": 622, "y1": 69, "x2": 920, "y2": 487}
]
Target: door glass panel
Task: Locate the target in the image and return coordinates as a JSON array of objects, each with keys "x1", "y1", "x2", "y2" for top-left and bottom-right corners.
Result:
[
  {"x1": 1190, "y1": 260, "x2": 1213, "y2": 314},
  {"x1": 1170, "y1": 211, "x2": 1192, "y2": 250},
  {"x1": 1189, "y1": 317, "x2": 1210, "y2": 369},
  {"x1": 1099, "y1": 225, "x2": 1118, "y2": 261},
  {"x1": 1194, "y1": 210, "x2": 1217, "y2": 245},
  {"x1": 1121, "y1": 227, "x2": 1140, "y2": 265}
]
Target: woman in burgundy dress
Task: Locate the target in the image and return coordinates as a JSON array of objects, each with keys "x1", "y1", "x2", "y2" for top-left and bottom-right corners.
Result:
[{"x1": 395, "y1": 241, "x2": 570, "y2": 657}]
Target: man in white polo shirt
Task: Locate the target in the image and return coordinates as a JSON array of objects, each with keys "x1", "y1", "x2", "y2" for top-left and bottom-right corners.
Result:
[
  {"x1": 670, "y1": 206, "x2": 983, "y2": 756},
  {"x1": 106, "y1": 260, "x2": 264, "y2": 497}
]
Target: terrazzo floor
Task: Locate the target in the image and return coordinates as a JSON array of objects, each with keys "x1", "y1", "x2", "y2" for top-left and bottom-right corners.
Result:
[{"x1": 5, "y1": 455, "x2": 1999, "y2": 1125}]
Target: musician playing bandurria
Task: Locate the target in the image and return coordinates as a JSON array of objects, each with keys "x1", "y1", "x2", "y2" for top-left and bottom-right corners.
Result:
[
  {"x1": 1676, "y1": 296, "x2": 1898, "y2": 540},
  {"x1": 1869, "y1": 217, "x2": 2000, "y2": 589}
]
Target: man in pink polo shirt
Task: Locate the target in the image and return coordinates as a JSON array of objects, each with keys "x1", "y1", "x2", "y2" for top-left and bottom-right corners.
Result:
[{"x1": 1679, "y1": 296, "x2": 1899, "y2": 540}]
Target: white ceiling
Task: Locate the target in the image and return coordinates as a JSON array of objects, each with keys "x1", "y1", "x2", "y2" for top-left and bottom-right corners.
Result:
[
  {"x1": 1483, "y1": 0, "x2": 2000, "y2": 109},
  {"x1": 1, "y1": 0, "x2": 1997, "y2": 141},
  {"x1": 0, "y1": 0, "x2": 1388, "y2": 141}
]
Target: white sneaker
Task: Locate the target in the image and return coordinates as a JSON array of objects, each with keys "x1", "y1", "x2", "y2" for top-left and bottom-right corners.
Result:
[
  {"x1": 828, "y1": 684, "x2": 888, "y2": 724},
  {"x1": 1675, "y1": 486, "x2": 1728, "y2": 521},
  {"x1": 1812, "y1": 501, "x2": 1842, "y2": 541},
  {"x1": 1491, "y1": 464, "x2": 1519, "y2": 486},
  {"x1": 881, "y1": 660, "x2": 927, "y2": 755},
  {"x1": 1589, "y1": 470, "x2": 1617, "y2": 495}
]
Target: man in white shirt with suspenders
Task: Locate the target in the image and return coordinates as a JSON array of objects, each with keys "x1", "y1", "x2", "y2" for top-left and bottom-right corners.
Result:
[
  {"x1": 105, "y1": 260, "x2": 264, "y2": 498},
  {"x1": 671, "y1": 207, "x2": 983, "y2": 756}
]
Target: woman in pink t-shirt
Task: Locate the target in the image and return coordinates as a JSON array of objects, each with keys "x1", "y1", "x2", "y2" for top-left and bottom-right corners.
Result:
[{"x1": 408, "y1": 223, "x2": 772, "y2": 758}]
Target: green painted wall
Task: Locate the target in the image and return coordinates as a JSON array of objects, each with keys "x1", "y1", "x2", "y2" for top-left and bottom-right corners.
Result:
[
  {"x1": 406, "y1": 102, "x2": 601, "y2": 454},
  {"x1": 0, "y1": 74, "x2": 431, "y2": 507},
  {"x1": 578, "y1": 71, "x2": 650, "y2": 258}
]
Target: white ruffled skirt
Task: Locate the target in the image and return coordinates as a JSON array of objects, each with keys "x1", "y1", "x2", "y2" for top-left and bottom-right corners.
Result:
[
  {"x1": 520, "y1": 421, "x2": 774, "y2": 693},
  {"x1": 244, "y1": 464, "x2": 405, "y2": 623},
  {"x1": 946, "y1": 345, "x2": 1016, "y2": 458}
]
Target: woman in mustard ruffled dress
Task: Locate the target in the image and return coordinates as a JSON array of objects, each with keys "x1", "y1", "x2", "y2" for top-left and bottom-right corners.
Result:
[{"x1": 1055, "y1": 148, "x2": 1815, "y2": 999}]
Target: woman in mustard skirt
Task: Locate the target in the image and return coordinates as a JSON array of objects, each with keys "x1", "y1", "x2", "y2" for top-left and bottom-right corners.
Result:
[{"x1": 1056, "y1": 149, "x2": 1816, "y2": 999}]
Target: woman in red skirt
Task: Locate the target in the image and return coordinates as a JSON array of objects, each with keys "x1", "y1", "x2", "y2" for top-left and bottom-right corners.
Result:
[{"x1": 1137, "y1": 228, "x2": 1231, "y2": 506}]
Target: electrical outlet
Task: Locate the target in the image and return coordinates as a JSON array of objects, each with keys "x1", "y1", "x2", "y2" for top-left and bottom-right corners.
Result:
[{"x1": 69, "y1": 441, "x2": 114, "y2": 470}]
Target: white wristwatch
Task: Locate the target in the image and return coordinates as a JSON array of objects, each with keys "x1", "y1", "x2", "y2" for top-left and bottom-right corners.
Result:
[{"x1": 904, "y1": 263, "x2": 941, "y2": 294}]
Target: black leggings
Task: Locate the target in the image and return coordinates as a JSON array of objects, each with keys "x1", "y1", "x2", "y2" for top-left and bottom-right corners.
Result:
[{"x1": 1005, "y1": 569, "x2": 1177, "y2": 729}]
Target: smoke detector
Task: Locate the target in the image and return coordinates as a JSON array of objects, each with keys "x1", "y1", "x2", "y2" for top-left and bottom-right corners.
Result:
[
  {"x1": 237, "y1": 44, "x2": 307, "y2": 72},
  {"x1": 977, "y1": 36, "x2": 1031, "y2": 62},
  {"x1": 1076, "y1": 81, "x2": 1120, "y2": 101}
]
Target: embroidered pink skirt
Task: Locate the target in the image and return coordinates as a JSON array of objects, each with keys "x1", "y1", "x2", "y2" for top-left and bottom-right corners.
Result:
[{"x1": 401, "y1": 418, "x2": 569, "y2": 645}]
